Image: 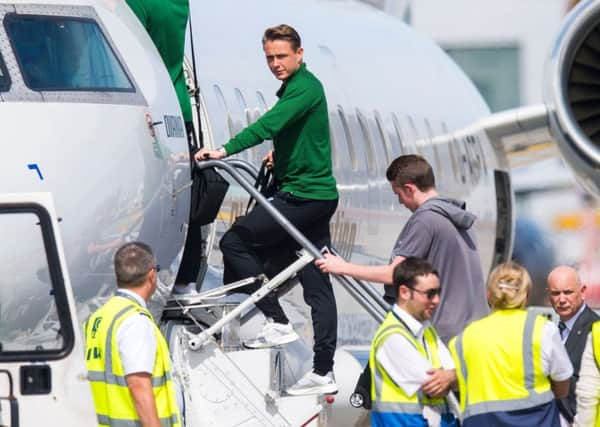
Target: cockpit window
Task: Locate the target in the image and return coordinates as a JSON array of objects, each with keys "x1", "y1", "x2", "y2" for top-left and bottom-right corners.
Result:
[
  {"x1": 4, "y1": 14, "x2": 134, "y2": 92},
  {"x1": 0, "y1": 55, "x2": 9, "y2": 92}
]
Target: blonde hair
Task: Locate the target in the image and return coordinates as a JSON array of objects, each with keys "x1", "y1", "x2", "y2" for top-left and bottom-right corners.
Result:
[{"x1": 487, "y1": 261, "x2": 531, "y2": 310}]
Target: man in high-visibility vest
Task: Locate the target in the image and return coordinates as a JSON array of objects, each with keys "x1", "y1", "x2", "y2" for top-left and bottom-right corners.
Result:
[
  {"x1": 574, "y1": 320, "x2": 600, "y2": 426},
  {"x1": 370, "y1": 257, "x2": 458, "y2": 427},
  {"x1": 84, "y1": 242, "x2": 181, "y2": 427}
]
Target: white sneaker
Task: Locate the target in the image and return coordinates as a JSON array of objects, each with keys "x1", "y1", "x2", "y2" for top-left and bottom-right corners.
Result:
[
  {"x1": 244, "y1": 320, "x2": 298, "y2": 349},
  {"x1": 173, "y1": 282, "x2": 198, "y2": 295},
  {"x1": 286, "y1": 371, "x2": 338, "y2": 396}
]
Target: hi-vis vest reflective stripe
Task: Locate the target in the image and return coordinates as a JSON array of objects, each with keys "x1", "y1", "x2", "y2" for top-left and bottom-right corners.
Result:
[
  {"x1": 370, "y1": 311, "x2": 447, "y2": 414},
  {"x1": 591, "y1": 321, "x2": 600, "y2": 427},
  {"x1": 449, "y1": 309, "x2": 553, "y2": 420},
  {"x1": 84, "y1": 295, "x2": 181, "y2": 427}
]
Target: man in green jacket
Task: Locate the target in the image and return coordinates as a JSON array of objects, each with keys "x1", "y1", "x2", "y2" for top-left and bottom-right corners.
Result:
[{"x1": 196, "y1": 24, "x2": 339, "y2": 396}]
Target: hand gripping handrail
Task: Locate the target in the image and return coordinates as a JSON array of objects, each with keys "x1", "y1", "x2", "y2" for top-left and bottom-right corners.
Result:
[{"x1": 329, "y1": 249, "x2": 389, "y2": 323}]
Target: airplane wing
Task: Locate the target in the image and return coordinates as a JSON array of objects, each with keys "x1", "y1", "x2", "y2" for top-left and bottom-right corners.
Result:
[{"x1": 461, "y1": 105, "x2": 559, "y2": 169}]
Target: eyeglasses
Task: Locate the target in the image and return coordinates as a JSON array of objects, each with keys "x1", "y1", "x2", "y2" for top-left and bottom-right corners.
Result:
[
  {"x1": 150, "y1": 264, "x2": 161, "y2": 273},
  {"x1": 407, "y1": 286, "x2": 441, "y2": 300}
]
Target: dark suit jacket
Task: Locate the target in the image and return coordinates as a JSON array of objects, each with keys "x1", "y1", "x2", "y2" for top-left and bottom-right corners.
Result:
[{"x1": 557, "y1": 305, "x2": 599, "y2": 422}]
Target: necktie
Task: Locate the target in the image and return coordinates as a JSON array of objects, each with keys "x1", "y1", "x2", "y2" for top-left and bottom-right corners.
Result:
[{"x1": 558, "y1": 321, "x2": 567, "y2": 339}]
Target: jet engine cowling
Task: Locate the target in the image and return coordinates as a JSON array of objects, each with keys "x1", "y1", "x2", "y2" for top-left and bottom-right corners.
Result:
[{"x1": 546, "y1": 0, "x2": 600, "y2": 198}]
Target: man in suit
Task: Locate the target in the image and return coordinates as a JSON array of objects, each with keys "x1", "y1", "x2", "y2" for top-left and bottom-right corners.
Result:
[{"x1": 547, "y1": 265, "x2": 599, "y2": 425}]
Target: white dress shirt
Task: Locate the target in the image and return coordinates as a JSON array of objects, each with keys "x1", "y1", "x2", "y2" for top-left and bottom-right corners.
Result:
[
  {"x1": 573, "y1": 334, "x2": 600, "y2": 427},
  {"x1": 560, "y1": 303, "x2": 587, "y2": 343},
  {"x1": 541, "y1": 321, "x2": 574, "y2": 382},
  {"x1": 115, "y1": 289, "x2": 157, "y2": 375},
  {"x1": 376, "y1": 305, "x2": 455, "y2": 426}
]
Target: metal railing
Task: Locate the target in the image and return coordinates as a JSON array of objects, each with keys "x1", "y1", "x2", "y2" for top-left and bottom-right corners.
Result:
[{"x1": 188, "y1": 159, "x2": 389, "y2": 342}]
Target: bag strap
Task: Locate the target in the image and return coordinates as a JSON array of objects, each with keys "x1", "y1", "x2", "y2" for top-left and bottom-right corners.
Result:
[{"x1": 245, "y1": 160, "x2": 273, "y2": 214}]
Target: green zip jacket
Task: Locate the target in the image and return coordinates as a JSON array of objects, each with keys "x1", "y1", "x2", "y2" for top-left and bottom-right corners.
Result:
[
  {"x1": 126, "y1": 0, "x2": 192, "y2": 123},
  {"x1": 224, "y1": 63, "x2": 338, "y2": 200}
]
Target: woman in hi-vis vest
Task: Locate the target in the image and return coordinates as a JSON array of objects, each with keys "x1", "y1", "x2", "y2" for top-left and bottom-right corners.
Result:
[{"x1": 449, "y1": 262, "x2": 573, "y2": 426}]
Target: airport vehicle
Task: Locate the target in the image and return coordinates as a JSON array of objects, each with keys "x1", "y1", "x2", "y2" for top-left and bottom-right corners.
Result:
[{"x1": 1, "y1": 0, "x2": 599, "y2": 425}]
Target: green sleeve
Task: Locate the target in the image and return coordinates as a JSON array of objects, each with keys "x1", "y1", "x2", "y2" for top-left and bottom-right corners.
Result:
[{"x1": 224, "y1": 82, "x2": 320, "y2": 155}]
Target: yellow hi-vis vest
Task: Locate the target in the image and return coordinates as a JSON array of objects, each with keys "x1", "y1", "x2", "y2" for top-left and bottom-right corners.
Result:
[
  {"x1": 449, "y1": 309, "x2": 553, "y2": 420},
  {"x1": 370, "y1": 310, "x2": 447, "y2": 414},
  {"x1": 591, "y1": 321, "x2": 600, "y2": 427},
  {"x1": 84, "y1": 294, "x2": 181, "y2": 427}
]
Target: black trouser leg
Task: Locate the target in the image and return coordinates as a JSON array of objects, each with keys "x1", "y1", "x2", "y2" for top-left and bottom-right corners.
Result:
[
  {"x1": 220, "y1": 228, "x2": 289, "y2": 323},
  {"x1": 219, "y1": 193, "x2": 338, "y2": 373},
  {"x1": 174, "y1": 121, "x2": 204, "y2": 286},
  {"x1": 175, "y1": 218, "x2": 204, "y2": 285},
  {"x1": 298, "y1": 258, "x2": 337, "y2": 375}
]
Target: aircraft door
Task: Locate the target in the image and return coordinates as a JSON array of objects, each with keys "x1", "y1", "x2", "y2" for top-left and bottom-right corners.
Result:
[{"x1": 0, "y1": 193, "x2": 95, "y2": 426}]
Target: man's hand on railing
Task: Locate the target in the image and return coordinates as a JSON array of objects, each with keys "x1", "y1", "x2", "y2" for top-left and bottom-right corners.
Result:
[
  {"x1": 262, "y1": 150, "x2": 274, "y2": 169},
  {"x1": 315, "y1": 253, "x2": 349, "y2": 274},
  {"x1": 194, "y1": 147, "x2": 227, "y2": 161}
]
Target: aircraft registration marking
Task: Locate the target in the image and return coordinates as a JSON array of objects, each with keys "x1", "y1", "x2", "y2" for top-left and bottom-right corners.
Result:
[{"x1": 27, "y1": 163, "x2": 43, "y2": 180}]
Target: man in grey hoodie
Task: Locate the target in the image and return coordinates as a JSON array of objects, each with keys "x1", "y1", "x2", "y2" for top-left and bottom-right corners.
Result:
[{"x1": 317, "y1": 154, "x2": 488, "y2": 342}]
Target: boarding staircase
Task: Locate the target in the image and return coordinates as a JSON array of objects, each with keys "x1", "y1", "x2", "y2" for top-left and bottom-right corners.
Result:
[{"x1": 162, "y1": 159, "x2": 389, "y2": 427}]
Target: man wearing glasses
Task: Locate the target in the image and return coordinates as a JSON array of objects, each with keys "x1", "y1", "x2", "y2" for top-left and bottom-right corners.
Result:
[
  {"x1": 369, "y1": 257, "x2": 457, "y2": 427},
  {"x1": 84, "y1": 242, "x2": 181, "y2": 427}
]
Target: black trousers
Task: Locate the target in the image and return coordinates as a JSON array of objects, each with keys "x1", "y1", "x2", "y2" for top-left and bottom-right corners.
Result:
[
  {"x1": 175, "y1": 121, "x2": 204, "y2": 285},
  {"x1": 220, "y1": 192, "x2": 338, "y2": 375}
]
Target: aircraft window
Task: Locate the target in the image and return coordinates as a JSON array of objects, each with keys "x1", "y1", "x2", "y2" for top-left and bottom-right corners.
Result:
[
  {"x1": 391, "y1": 113, "x2": 406, "y2": 155},
  {"x1": 474, "y1": 135, "x2": 487, "y2": 172},
  {"x1": 5, "y1": 14, "x2": 133, "y2": 92},
  {"x1": 234, "y1": 88, "x2": 249, "y2": 123},
  {"x1": 328, "y1": 122, "x2": 338, "y2": 169},
  {"x1": 425, "y1": 119, "x2": 442, "y2": 175},
  {"x1": 0, "y1": 207, "x2": 74, "y2": 361},
  {"x1": 407, "y1": 115, "x2": 420, "y2": 154},
  {"x1": 374, "y1": 111, "x2": 392, "y2": 165},
  {"x1": 448, "y1": 140, "x2": 460, "y2": 182},
  {"x1": 357, "y1": 110, "x2": 376, "y2": 175},
  {"x1": 337, "y1": 106, "x2": 357, "y2": 171},
  {"x1": 256, "y1": 91, "x2": 267, "y2": 111},
  {"x1": 0, "y1": 54, "x2": 9, "y2": 91}
]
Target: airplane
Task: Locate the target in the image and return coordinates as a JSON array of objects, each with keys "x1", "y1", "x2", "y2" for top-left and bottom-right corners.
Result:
[{"x1": 0, "y1": 0, "x2": 599, "y2": 425}]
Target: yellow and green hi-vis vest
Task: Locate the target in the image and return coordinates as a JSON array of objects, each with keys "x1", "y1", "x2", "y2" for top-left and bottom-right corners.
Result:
[
  {"x1": 370, "y1": 310, "x2": 447, "y2": 417},
  {"x1": 591, "y1": 321, "x2": 600, "y2": 427},
  {"x1": 449, "y1": 309, "x2": 553, "y2": 421},
  {"x1": 84, "y1": 294, "x2": 181, "y2": 427}
]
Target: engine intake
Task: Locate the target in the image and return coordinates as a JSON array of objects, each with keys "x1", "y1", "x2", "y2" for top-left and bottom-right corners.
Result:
[{"x1": 547, "y1": 0, "x2": 600, "y2": 197}]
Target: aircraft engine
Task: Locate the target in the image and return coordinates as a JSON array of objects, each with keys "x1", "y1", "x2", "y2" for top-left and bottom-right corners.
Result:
[{"x1": 546, "y1": 0, "x2": 600, "y2": 198}]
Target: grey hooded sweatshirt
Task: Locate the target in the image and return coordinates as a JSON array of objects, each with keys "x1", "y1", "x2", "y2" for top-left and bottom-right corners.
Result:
[{"x1": 389, "y1": 196, "x2": 489, "y2": 342}]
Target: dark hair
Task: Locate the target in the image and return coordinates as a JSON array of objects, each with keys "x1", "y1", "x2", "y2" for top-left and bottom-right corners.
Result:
[
  {"x1": 114, "y1": 242, "x2": 155, "y2": 288},
  {"x1": 386, "y1": 155, "x2": 435, "y2": 191},
  {"x1": 262, "y1": 24, "x2": 302, "y2": 50},
  {"x1": 392, "y1": 257, "x2": 439, "y2": 300}
]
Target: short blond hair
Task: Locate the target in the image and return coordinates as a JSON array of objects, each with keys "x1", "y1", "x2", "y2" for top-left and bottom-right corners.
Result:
[{"x1": 487, "y1": 261, "x2": 531, "y2": 310}]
